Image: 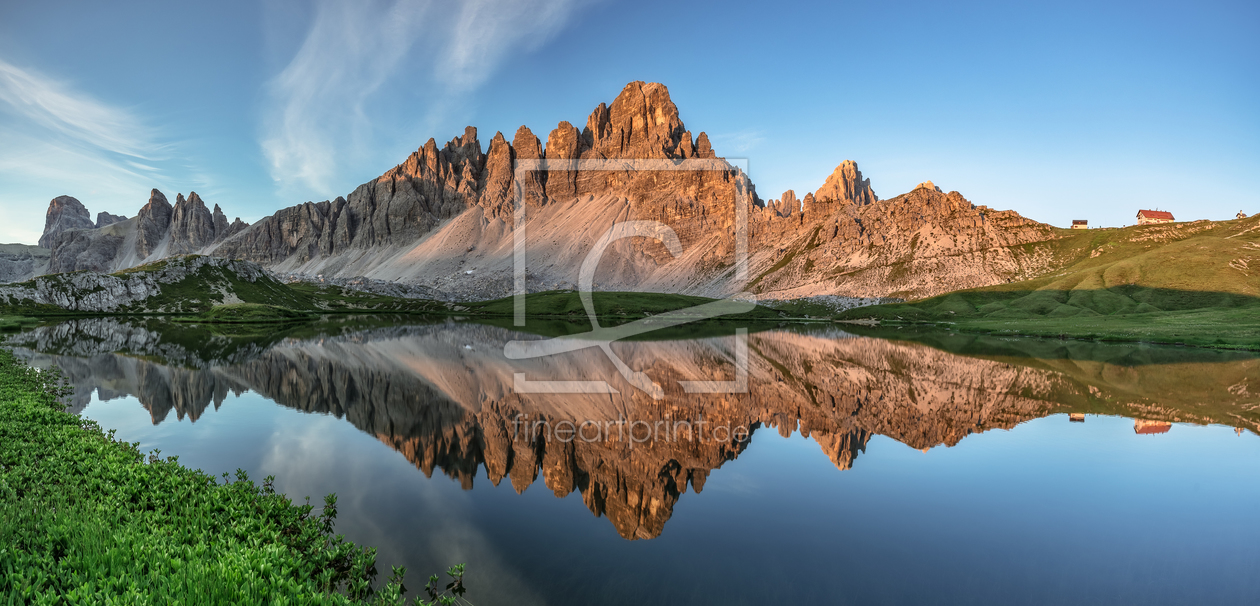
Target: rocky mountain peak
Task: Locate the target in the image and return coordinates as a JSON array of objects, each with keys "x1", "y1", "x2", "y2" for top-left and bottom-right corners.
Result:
[
  {"x1": 29, "y1": 80, "x2": 1060, "y2": 302},
  {"x1": 914, "y1": 180, "x2": 943, "y2": 193},
  {"x1": 212, "y1": 204, "x2": 229, "y2": 237},
  {"x1": 170, "y1": 192, "x2": 219, "y2": 254},
  {"x1": 95, "y1": 212, "x2": 127, "y2": 229},
  {"x1": 694, "y1": 132, "x2": 714, "y2": 158},
  {"x1": 585, "y1": 81, "x2": 687, "y2": 159},
  {"x1": 512, "y1": 125, "x2": 546, "y2": 207},
  {"x1": 135, "y1": 189, "x2": 173, "y2": 259},
  {"x1": 39, "y1": 196, "x2": 95, "y2": 248},
  {"x1": 769, "y1": 190, "x2": 800, "y2": 218},
  {"x1": 444, "y1": 126, "x2": 483, "y2": 166},
  {"x1": 478, "y1": 131, "x2": 515, "y2": 216},
  {"x1": 814, "y1": 160, "x2": 877, "y2": 206}
]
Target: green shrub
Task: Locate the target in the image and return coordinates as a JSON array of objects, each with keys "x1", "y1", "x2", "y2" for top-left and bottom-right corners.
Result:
[{"x1": 0, "y1": 349, "x2": 467, "y2": 605}]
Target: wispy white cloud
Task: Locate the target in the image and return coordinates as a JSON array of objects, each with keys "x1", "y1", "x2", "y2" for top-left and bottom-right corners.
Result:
[
  {"x1": 0, "y1": 59, "x2": 162, "y2": 161},
  {"x1": 261, "y1": 0, "x2": 588, "y2": 199},
  {"x1": 438, "y1": 0, "x2": 584, "y2": 91},
  {"x1": 0, "y1": 58, "x2": 173, "y2": 243}
]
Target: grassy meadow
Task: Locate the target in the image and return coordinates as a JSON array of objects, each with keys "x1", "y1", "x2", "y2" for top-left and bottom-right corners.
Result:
[{"x1": 838, "y1": 214, "x2": 1260, "y2": 349}]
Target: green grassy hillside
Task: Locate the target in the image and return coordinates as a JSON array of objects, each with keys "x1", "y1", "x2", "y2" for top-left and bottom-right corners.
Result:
[
  {"x1": 838, "y1": 214, "x2": 1260, "y2": 349},
  {"x1": 841, "y1": 326, "x2": 1260, "y2": 430},
  {"x1": 0, "y1": 256, "x2": 449, "y2": 318},
  {"x1": 116, "y1": 259, "x2": 312, "y2": 313},
  {"x1": 113, "y1": 257, "x2": 453, "y2": 316},
  {"x1": 3, "y1": 259, "x2": 822, "y2": 331}
]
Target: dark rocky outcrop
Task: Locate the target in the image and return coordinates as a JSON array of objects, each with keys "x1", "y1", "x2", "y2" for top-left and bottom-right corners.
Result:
[
  {"x1": 135, "y1": 189, "x2": 173, "y2": 259},
  {"x1": 39, "y1": 196, "x2": 95, "y2": 248},
  {"x1": 21, "y1": 189, "x2": 250, "y2": 282},
  {"x1": 0, "y1": 255, "x2": 274, "y2": 312},
  {"x1": 221, "y1": 217, "x2": 249, "y2": 241},
  {"x1": 47, "y1": 230, "x2": 124, "y2": 274},
  {"x1": 95, "y1": 212, "x2": 127, "y2": 229},
  {"x1": 169, "y1": 192, "x2": 218, "y2": 254},
  {"x1": 212, "y1": 205, "x2": 229, "y2": 237},
  {"x1": 0, "y1": 244, "x2": 51, "y2": 283}
]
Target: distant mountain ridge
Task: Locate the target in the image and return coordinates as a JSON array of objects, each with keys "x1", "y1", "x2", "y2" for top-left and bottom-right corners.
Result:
[{"x1": 15, "y1": 81, "x2": 1064, "y2": 301}]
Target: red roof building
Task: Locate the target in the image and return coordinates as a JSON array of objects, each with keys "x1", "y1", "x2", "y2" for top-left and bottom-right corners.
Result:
[
  {"x1": 1137, "y1": 210, "x2": 1175, "y2": 225},
  {"x1": 1134, "y1": 420, "x2": 1172, "y2": 435}
]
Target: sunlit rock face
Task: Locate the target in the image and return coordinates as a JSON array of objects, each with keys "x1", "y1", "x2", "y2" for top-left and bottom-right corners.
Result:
[
  {"x1": 205, "y1": 81, "x2": 1058, "y2": 301},
  {"x1": 33, "y1": 81, "x2": 1064, "y2": 300},
  {"x1": 812, "y1": 160, "x2": 877, "y2": 207}
]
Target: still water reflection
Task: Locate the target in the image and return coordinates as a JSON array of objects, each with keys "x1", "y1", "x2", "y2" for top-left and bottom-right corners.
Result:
[{"x1": 9, "y1": 318, "x2": 1260, "y2": 605}]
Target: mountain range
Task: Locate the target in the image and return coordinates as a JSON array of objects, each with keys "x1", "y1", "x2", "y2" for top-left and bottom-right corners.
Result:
[{"x1": 9, "y1": 81, "x2": 1064, "y2": 301}]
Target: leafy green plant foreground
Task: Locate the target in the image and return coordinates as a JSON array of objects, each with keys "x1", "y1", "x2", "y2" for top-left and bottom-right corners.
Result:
[{"x1": 0, "y1": 349, "x2": 467, "y2": 605}]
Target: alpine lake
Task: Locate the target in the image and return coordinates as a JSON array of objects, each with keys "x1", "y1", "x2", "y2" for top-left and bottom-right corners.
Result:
[{"x1": 10, "y1": 314, "x2": 1260, "y2": 605}]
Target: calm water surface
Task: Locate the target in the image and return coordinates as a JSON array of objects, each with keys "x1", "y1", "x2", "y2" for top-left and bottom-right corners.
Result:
[{"x1": 10, "y1": 318, "x2": 1260, "y2": 605}]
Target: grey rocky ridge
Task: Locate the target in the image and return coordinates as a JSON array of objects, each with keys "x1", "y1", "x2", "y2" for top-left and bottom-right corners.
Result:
[
  {"x1": 38, "y1": 195, "x2": 95, "y2": 248},
  {"x1": 0, "y1": 255, "x2": 275, "y2": 313},
  {"x1": 0, "y1": 196, "x2": 99, "y2": 281},
  {"x1": 24, "y1": 81, "x2": 1067, "y2": 302},
  {"x1": 0, "y1": 244, "x2": 50, "y2": 284},
  {"x1": 95, "y1": 212, "x2": 127, "y2": 229},
  {"x1": 35, "y1": 189, "x2": 250, "y2": 276}
]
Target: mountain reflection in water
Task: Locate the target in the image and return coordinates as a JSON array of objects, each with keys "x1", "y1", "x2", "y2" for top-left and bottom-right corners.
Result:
[{"x1": 9, "y1": 318, "x2": 1260, "y2": 541}]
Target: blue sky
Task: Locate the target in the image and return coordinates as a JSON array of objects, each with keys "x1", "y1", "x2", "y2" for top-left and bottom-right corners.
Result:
[{"x1": 0, "y1": 0, "x2": 1255, "y2": 244}]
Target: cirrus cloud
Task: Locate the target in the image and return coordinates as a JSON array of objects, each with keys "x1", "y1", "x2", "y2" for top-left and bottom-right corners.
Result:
[
  {"x1": 0, "y1": 58, "x2": 175, "y2": 243},
  {"x1": 260, "y1": 0, "x2": 591, "y2": 200}
]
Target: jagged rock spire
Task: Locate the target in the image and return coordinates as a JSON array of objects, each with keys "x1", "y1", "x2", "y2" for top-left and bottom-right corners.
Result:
[
  {"x1": 136, "y1": 189, "x2": 173, "y2": 258},
  {"x1": 814, "y1": 160, "x2": 877, "y2": 206},
  {"x1": 169, "y1": 192, "x2": 218, "y2": 254}
]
